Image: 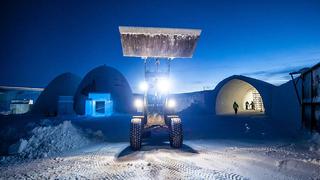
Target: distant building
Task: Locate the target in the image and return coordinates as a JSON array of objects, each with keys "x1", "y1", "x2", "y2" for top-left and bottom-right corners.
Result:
[
  {"x1": 74, "y1": 65, "x2": 133, "y2": 116},
  {"x1": 27, "y1": 65, "x2": 133, "y2": 117},
  {"x1": 0, "y1": 86, "x2": 43, "y2": 115},
  {"x1": 31, "y1": 73, "x2": 81, "y2": 116},
  {"x1": 171, "y1": 75, "x2": 301, "y2": 135},
  {"x1": 291, "y1": 62, "x2": 320, "y2": 132}
]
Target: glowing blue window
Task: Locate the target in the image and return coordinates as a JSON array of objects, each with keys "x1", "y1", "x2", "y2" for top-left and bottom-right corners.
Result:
[{"x1": 85, "y1": 93, "x2": 113, "y2": 117}]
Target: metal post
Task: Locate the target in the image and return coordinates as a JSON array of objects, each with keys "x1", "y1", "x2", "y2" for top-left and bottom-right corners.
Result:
[
  {"x1": 144, "y1": 58, "x2": 147, "y2": 80},
  {"x1": 311, "y1": 72, "x2": 316, "y2": 131},
  {"x1": 167, "y1": 58, "x2": 171, "y2": 77},
  {"x1": 290, "y1": 73, "x2": 302, "y2": 105},
  {"x1": 143, "y1": 58, "x2": 148, "y2": 119},
  {"x1": 156, "y1": 58, "x2": 160, "y2": 73},
  {"x1": 301, "y1": 74, "x2": 305, "y2": 129},
  {"x1": 290, "y1": 72, "x2": 304, "y2": 129}
]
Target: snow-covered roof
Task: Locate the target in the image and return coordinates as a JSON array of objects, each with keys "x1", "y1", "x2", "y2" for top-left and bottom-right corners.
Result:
[{"x1": 0, "y1": 86, "x2": 43, "y2": 92}]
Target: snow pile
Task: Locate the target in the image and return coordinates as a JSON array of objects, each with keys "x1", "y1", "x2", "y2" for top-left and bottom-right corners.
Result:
[
  {"x1": 8, "y1": 139, "x2": 28, "y2": 154},
  {"x1": 10, "y1": 121, "x2": 94, "y2": 159}
]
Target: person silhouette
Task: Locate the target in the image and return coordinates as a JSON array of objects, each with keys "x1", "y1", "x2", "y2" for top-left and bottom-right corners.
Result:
[
  {"x1": 245, "y1": 101, "x2": 249, "y2": 110},
  {"x1": 233, "y1": 101, "x2": 239, "y2": 114},
  {"x1": 251, "y1": 101, "x2": 255, "y2": 110}
]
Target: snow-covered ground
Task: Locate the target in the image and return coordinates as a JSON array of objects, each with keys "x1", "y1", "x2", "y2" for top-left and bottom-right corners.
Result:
[
  {"x1": 0, "y1": 113, "x2": 319, "y2": 179},
  {"x1": 1, "y1": 139, "x2": 319, "y2": 179}
]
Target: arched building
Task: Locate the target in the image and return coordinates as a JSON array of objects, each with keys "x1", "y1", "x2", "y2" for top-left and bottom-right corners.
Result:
[
  {"x1": 74, "y1": 65, "x2": 133, "y2": 115},
  {"x1": 213, "y1": 75, "x2": 274, "y2": 115},
  {"x1": 31, "y1": 73, "x2": 81, "y2": 116}
]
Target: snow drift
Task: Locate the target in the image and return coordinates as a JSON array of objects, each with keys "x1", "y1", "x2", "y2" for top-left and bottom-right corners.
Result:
[{"x1": 8, "y1": 121, "x2": 99, "y2": 159}]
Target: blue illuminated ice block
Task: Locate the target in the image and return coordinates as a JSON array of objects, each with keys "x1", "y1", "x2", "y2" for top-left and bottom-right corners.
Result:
[{"x1": 85, "y1": 93, "x2": 113, "y2": 117}]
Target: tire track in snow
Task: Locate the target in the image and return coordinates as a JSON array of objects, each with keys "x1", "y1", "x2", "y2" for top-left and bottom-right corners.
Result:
[
  {"x1": 73, "y1": 144, "x2": 138, "y2": 179},
  {"x1": 154, "y1": 155, "x2": 248, "y2": 180},
  {"x1": 3, "y1": 141, "x2": 318, "y2": 179}
]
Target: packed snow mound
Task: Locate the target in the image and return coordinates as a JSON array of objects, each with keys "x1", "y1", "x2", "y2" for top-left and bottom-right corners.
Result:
[
  {"x1": 8, "y1": 139, "x2": 28, "y2": 155},
  {"x1": 13, "y1": 121, "x2": 93, "y2": 159}
]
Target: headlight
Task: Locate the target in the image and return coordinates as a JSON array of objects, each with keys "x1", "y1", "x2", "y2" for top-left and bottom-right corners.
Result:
[
  {"x1": 157, "y1": 78, "x2": 170, "y2": 93},
  {"x1": 134, "y1": 99, "x2": 143, "y2": 108},
  {"x1": 139, "y1": 81, "x2": 148, "y2": 92},
  {"x1": 167, "y1": 99, "x2": 176, "y2": 108}
]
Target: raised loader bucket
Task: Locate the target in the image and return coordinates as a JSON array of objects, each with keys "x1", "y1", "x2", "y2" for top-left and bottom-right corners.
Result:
[{"x1": 119, "y1": 26, "x2": 201, "y2": 58}]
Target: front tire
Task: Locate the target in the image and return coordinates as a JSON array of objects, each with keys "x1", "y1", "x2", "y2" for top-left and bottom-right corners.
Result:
[
  {"x1": 169, "y1": 117, "x2": 183, "y2": 148},
  {"x1": 130, "y1": 118, "x2": 142, "y2": 150}
]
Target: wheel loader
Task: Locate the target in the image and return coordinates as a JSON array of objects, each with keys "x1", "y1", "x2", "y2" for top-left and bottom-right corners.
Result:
[{"x1": 119, "y1": 26, "x2": 201, "y2": 150}]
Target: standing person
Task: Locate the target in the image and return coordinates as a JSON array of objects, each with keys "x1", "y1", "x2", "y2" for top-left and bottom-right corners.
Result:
[
  {"x1": 233, "y1": 101, "x2": 239, "y2": 114},
  {"x1": 251, "y1": 101, "x2": 255, "y2": 110},
  {"x1": 245, "y1": 101, "x2": 249, "y2": 110}
]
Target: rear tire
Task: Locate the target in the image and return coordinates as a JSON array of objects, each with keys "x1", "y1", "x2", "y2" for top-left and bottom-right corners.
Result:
[
  {"x1": 169, "y1": 117, "x2": 183, "y2": 148},
  {"x1": 130, "y1": 118, "x2": 142, "y2": 150}
]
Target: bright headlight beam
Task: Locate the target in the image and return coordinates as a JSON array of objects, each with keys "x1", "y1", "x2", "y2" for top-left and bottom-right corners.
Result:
[
  {"x1": 157, "y1": 78, "x2": 170, "y2": 93},
  {"x1": 139, "y1": 81, "x2": 148, "y2": 92},
  {"x1": 167, "y1": 99, "x2": 176, "y2": 108},
  {"x1": 134, "y1": 99, "x2": 143, "y2": 108}
]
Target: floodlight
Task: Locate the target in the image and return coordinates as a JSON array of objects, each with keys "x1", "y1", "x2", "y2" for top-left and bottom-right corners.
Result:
[
  {"x1": 167, "y1": 99, "x2": 176, "y2": 108},
  {"x1": 157, "y1": 78, "x2": 170, "y2": 93},
  {"x1": 139, "y1": 81, "x2": 148, "y2": 92},
  {"x1": 134, "y1": 99, "x2": 143, "y2": 109}
]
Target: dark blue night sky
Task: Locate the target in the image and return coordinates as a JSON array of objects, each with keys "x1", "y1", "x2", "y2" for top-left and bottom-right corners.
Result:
[{"x1": 1, "y1": 0, "x2": 320, "y2": 93}]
